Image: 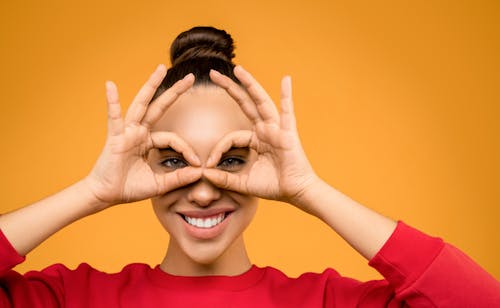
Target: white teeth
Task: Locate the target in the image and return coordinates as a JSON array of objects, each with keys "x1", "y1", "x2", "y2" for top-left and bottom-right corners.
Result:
[{"x1": 184, "y1": 213, "x2": 226, "y2": 228}]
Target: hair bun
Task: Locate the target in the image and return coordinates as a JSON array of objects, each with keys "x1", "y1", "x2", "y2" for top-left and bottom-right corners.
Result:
[
  {"x1": 152, "y1": 26, "x2": 239, "y2": 98},
  {"x1": 170, "y1": 26, "x2": 235, "y2": 66}
]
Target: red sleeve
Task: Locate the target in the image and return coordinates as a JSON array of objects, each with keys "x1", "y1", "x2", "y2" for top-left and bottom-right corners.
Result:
[
  {"x1": 0, "y1": 228, "x2": 25, "y2": 273},
  {"x1": 0, "y1": 229, "x2": 63, "y2": 307},
  {"x1": 367, "y1": 221, "x2": 500, "y2": 307}
]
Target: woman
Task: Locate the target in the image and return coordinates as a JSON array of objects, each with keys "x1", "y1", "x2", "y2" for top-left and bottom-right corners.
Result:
[{"x1": 0, "y1": 26, "x2": 498, "y2": 307}]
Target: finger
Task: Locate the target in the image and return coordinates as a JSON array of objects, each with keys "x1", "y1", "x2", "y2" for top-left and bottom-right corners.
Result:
[
  {"x1": 158, "y1": 167, "x2": 203, "y2": 193},
  {"x1": 233, "y1": 65, "x2": 280, "y2": 123},
  {"x1": 150, "y1": 131, "x2": 201, "y2": 166},
  {"x1": 105, "y1": 81, "x2": 124, "y2": 136},
  {"x1": 280, "y1": 75, "x2": 297, "y2": 131},
  {"x1": 141, "y1": 73, "x2": 195, "y2": 128},
  {"x1": 206, "y1": 130, "x2": 256, "y2": 167},
  {"x1": 209, "y1": 69, "x2": 262, "y2": 124},
  {"x1": 203, "y1": 168, "x2": 248, "y2": 193},
  {"x1": 124, "y1": 64, "x2": 167, "y2": 124}
]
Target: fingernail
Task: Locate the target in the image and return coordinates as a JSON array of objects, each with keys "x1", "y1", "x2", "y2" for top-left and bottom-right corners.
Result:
[
  {"x1": 157, "y1": 64, "x2": 166, "y2": 70},
  {"x1": 184, "y1": 73, "x2": 194, "y2": 81},
  {"x1": 105, "y1": 81, "x2": 115, "y2": 91},
  {"x1": 192, "y1": 154, "x2": 201, "y2": 166},
  {"x1": 210, "y1": 69, "x2": 222, "y2": 76},
  {"x1": 234, "y1": 65, "x2": 244, "y2": 73}
]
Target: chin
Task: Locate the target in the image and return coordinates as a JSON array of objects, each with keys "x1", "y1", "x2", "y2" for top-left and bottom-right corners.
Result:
[
  {"x1": 184, "y1": 242, "x2": 228, "y2": 265},
  {"x1": 176, "y1": 230, "x2": 247, "y2": 267}
]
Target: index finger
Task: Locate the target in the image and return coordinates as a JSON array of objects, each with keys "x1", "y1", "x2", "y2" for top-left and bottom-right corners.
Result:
[
  {"x1": 150, "y1": 131, "x2": 201, "y2": 166},
  {"x1": 206, "y1": 130, "x2": 257, "y2": 167}
]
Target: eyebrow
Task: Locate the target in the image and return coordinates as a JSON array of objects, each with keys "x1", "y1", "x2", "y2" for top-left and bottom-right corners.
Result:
[
  {"x1": 158, "y1": 146, "x2": 249, "y2": 154},
  {"x1": 224, "y1": 146, "x2": 250, "y2": 154},
  {"x1": 158, "y1": 147, "x2": 179, "y2": 153}
]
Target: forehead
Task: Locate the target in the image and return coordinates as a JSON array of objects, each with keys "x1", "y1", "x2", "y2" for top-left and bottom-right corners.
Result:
[{"x1": 153, "y1": 86, "x2": 252, "y2": 154}]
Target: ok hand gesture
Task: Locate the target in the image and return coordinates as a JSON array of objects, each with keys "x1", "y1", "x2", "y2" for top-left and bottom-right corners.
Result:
[
  {"x1": 204, "y1": 66, "x2": 319, "y2": 208},
  {"x1": 85, "y1": 65, "x2": 202, "y2": 208}
]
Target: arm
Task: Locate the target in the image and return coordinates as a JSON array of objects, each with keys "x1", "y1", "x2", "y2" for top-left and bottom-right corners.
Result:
[
  {"x1": 205, "y1": 66, "x2": 395, "y2": 259},
  {"x1": 364, "y1": 221, "x2": 500, "y2": 306},
  {"x1": 0, "y1": 180, "x2": 105, "y2": 258},
  {"x1": 0, "y1": 65, "x2": 201, "y2": 257},
  {"x1": 291, "y1": 177, "x2": 396, "y2": 260},
  {"x1": 0, "y1": 65, "x2": 204, "y2": 307},
  {"x1": 204, "y1": 66, "x2": 500, "y2": 306}
]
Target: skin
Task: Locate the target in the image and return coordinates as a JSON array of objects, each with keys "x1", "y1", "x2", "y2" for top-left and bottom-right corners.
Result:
[
  {"x1": 149, "y1": 86, "x2": 259, "y2": 276},
  {"x1": 0, "y1": 64, "x2": 397, "y2": 278}
]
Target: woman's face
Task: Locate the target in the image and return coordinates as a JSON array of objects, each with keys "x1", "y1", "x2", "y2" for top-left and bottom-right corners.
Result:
[{"x1": 149, "y1": 85, "x2": 258, "y2": 269}]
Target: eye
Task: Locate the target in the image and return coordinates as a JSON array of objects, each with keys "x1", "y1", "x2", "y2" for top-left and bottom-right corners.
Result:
[
  {"x1": 217, "y1": 157, "x2": 246, "y2": 171},
  {"x1": 161, "y1": 157, "x2": 188, "y2": 170}
]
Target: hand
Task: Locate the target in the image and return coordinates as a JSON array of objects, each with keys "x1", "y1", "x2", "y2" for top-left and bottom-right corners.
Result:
[
  {"x1": 85, "y1": 65, "x2": 202, "y2": 209},
  {"x1": 204, "y1": 66, "x2": 319, "y2": 208}
]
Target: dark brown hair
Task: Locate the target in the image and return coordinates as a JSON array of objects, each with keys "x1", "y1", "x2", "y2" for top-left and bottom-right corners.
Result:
[{"x1": 152, "y1": 26, "x2": 240, "y2": 101}]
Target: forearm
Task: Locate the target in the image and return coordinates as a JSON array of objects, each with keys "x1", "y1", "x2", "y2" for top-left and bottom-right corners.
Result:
[
  {"x1": 294, "y1": 177, "x2": 397, "y2": 260},
  {"x1": 0, "y1": 179, "x2": 108, "y2": 256}
]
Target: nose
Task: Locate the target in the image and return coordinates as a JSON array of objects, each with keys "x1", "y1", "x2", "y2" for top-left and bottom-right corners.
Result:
[{"x1": 186, "y1": 178, "x2": 221, "y2": 207}]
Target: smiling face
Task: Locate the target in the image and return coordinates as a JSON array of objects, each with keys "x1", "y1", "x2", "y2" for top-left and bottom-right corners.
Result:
[{"x1": 149, "y1": 85, "x2": 258, "y2": 276}]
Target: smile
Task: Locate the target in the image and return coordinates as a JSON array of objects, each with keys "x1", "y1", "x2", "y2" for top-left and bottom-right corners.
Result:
[{"x1": 182, "y1": 213, "x2": 227, "y2": 229}]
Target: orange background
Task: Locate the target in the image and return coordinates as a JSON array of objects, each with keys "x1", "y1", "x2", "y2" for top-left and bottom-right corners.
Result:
[{"x1": 0, "y1": 1, "x2": 498, "y2": 281}]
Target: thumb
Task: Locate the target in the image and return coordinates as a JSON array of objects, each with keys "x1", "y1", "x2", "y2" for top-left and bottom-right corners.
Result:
[
  {"x1": 203, "y1": 168, "x2": 248, "y2": 194},
  {"x1": 157, "y1": 167, "x2": 203, "y2": 194}
]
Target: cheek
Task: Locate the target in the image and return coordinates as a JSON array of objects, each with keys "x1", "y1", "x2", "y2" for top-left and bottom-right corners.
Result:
[
  {"x1": 231, "y1": 194, "x2": 258, "y2": 232},
  {"x1": 151, "y1": 191, "x2": 187, "y2": 235},
  {"x1": 228, "y1": 192, "x2": 258, "y2": 212},
  {"x1": 151, "y1": 189, "x2": 186, "y2": 215}
]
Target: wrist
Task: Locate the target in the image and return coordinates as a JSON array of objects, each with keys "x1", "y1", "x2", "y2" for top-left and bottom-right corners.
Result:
[
  {"x1": 79, "y1": 177, "x2": 115, "y2": 213},
  {"x1": 288, "y1": 174, "x2": 327, "y2": 214}
]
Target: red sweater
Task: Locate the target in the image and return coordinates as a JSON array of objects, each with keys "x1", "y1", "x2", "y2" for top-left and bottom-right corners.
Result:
[{"x1": 0, "y1": 222, "x2": 498, "y2": 307}]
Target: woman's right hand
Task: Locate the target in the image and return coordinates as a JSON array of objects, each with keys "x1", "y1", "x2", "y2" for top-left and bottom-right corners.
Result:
[{"x1": 84, "y1": 65, "x2": 202, "y2": 209}]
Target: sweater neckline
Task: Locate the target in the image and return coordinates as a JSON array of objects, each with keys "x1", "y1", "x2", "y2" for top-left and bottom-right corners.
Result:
[{"x1": 147, "y1": 264, "x2": 266, "y2": 291}]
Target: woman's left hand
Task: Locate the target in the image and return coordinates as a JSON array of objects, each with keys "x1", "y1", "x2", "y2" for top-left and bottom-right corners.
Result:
[{"x1": 204, "y1": 66, "x2": 319, "y2": 208}]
